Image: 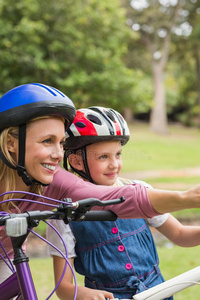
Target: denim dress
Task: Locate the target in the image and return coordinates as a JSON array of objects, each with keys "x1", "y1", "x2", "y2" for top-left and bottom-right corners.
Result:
[{"x1": 69, "y1": 218, "x2": 173, "y2": 299}]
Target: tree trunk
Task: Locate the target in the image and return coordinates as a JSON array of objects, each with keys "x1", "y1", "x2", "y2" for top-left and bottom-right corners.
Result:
[
  {"x1": 150, "y1": 61, "x2": 168, "y2": 134},
  {"x1": 123, "y1": 107, "x2": 133, "y2": 123},
  {"x1": 195, "y1": 46, "x2": 200, "y2": 128}
]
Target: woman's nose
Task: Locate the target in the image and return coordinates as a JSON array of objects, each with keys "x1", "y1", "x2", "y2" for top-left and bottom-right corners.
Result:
[{"x1": 51, "y1": 145, "x2": 64, "y2": 160}]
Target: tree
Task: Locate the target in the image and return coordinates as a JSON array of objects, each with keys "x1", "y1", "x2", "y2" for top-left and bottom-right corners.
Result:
[
  {"x1": 0, "y1": 0, "x2": 139, "y2": 113},
  {"x1": 122, "y1": 0, "x2": 197, "y2": 133},
  {"x1": 168, "y1": 1, "x2": 200, "y2": 126}
]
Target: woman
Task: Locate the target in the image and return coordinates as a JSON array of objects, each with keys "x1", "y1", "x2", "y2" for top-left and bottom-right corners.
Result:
[{"x1": 0, "y1": 82, "x2": 76, "y2": 283}]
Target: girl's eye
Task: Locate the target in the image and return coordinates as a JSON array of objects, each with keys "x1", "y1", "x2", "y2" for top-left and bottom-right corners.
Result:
[
  {"x1": 116, "y1": 152, "x2": 122, "y2": 158},
  {"x1": 99, "y1": 154, "x2": 107, "y2": 159}
]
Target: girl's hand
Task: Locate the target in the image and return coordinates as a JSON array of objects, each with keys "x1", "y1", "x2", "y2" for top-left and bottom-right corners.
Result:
[{"x1": 77, "y1": 286, "x2": 114, "y2": 300}]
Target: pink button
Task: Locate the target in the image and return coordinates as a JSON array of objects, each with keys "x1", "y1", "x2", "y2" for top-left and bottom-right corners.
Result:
[
  {"x1": 118, "y1": 245, "x2": 124, "y2": 252},
  {"x1": 126, "y1": 263, "x2": 132, "y2": 270},
  {"x1": 111, "y1": 227, "x2": 118, "y2": 234}
]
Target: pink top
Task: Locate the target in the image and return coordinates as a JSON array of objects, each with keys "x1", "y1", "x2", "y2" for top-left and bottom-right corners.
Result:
[
  {"x1": 45, "y1": 167, "x2": 158, "y2": 219},
  {"x1": 0, "y1": 166, "x2": 158, "y2": 258}
]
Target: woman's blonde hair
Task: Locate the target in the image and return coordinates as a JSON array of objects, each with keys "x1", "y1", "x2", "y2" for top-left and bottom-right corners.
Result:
[{"x1": 0, "y1": 115, "x2": 64, "y2": 212}]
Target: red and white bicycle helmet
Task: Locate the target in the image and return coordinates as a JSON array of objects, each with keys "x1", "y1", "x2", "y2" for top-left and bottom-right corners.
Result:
[{"x1": 65, "y1": 106, "x2": 130, "y2": 150}]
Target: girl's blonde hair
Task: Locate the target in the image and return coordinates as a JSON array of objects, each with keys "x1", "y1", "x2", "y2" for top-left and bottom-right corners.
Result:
[{"x1": 0, "y1": 115, "x2": 64, "y2": 212}]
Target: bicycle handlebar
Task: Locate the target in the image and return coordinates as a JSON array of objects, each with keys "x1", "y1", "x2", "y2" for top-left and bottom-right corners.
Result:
[
  {"x1": 81, "y1": 210, "x2": 117, "y2": 221},
  {"x1": 0, "y1": 196, "x2": 125, "y2": 237}
]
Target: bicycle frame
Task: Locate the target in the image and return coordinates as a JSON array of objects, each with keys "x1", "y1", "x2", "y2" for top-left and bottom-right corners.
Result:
[
  {"x1": 0, "y1": 231, "x2": 39, "y2": 299},
  {"x1": 0, "y1": 273, "x2": 21, "y2": 300}
]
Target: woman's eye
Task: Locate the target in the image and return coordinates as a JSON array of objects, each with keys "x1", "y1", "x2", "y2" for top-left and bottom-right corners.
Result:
[
  {"x1": 116, "y1": 152, "x2": 122, "y2": 158},
  {"x1": 43, "y1": 138, "x2": 52, "y2": 144},
  {"x1": 60, "y1": 140, "x2": 65, "y2": 147}
]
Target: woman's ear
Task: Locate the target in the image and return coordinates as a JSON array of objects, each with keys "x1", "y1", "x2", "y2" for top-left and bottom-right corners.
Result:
[
  {"x1": 68, "y1": 153, "x2": 84, "y2": 171},
  {"x1": 7, "y1": 134, "x2": 18, "y2": 153}
]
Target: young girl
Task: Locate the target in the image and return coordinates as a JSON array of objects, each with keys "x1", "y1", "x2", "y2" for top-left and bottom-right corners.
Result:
[{"x1": 47, "y1": 106, "x2": 200, "y2": 300}]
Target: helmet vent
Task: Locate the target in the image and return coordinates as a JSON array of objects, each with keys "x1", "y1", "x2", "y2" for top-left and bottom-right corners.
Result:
[
  {"x1": 75, "y1": 121, "x2": 86, "y2": 128},
  {"x1": 87, "y1": 114, "x2": 102, "y2": 125},
  {"x1": 105, "y1": 111, "x2": 115, "y2": 122}
]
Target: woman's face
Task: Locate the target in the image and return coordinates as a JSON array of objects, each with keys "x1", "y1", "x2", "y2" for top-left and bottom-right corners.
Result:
[
  {"x1": 86, "y1": 140, "x2": 123, "y2": 186},
  {"x1": 23, "y1": 117, "x2": 65, "y2": 185}
]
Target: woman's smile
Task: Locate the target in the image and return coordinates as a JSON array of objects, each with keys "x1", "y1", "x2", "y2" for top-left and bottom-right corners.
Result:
[{"x1": 41, "y1": 163, "x2": 57, "y2": 172}]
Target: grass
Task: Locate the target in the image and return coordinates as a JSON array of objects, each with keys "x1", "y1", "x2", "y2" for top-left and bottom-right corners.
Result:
[
  {"x1": 30, "y1": 246, "x2": 200, "y2": 300},
  {"x1": 158, "y1": 245, "x2": 200, "y2": 300},
  {"x1": 29, "y1": 257, "x2": 84, "y2": 299},
  {"x1": 121, "y1": 122, "x2": 200, "y2": 172},
  {"x1": 121, "y1": 122, "x2": 200, "y2": 221},
  {"x1": 29, "y1": 258, "x2": 56, "y2": 299},
  {"x1": 30, "y1": 123, "x2": 200, "y2": 299}
]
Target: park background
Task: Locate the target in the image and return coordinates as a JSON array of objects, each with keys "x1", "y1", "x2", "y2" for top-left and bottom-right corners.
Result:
[{"x1": 1, "y1": 0, "x2": 200, "y2": 299}]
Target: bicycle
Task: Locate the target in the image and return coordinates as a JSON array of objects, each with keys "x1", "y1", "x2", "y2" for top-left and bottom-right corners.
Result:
[{"x1": 0, "y1": 191, "x2": 124, "y2": 300}]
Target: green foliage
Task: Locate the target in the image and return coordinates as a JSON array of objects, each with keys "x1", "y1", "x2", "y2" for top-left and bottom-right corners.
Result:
[
  {"x1": 0, "y1": 0, "x2": 139, "y2": 112},
  {"x1": 122, "y1": 0, "x2": 200, "y2": 123},
  {"x1": 0, "y1": 0, "x2": 199, "y2": 121}
]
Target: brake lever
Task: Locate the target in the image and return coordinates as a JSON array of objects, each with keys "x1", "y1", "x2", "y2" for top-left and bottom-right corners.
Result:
[
  {"x1": 57, "y1": 197, "x2": 125, "y2": 224},
  {"x1": 71, "y1": 197, "x2": 125, "y2": 222},
  {"x1": 75, "y1": 196, "x2": 125, "y2": 212}
]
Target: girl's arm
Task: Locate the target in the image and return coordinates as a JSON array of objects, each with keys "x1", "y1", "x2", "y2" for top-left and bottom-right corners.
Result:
[
  {"x1": 156, "y1": 214, "x2": 200, "y2": 247},
  {"x1": 53, "y1": 256, "x2": 114, "y2": 300}
]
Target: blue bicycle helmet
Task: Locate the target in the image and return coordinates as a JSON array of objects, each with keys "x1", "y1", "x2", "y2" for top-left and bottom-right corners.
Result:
[
  {"x1": 0, "y1": 83, "x2": 76, "y2": 131},
  {"x1": 0, "y1": 83, "x2": 76, "y2": 186}
]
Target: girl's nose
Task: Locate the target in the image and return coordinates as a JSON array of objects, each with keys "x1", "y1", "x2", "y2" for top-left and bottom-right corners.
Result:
[{"x1": 109, "y1": 158, "x2": 118, "y2": 168}]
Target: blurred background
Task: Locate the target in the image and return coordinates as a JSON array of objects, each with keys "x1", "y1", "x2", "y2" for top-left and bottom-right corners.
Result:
[
  {"x1": 1, "y1": 0, "x2": 200, "y2": 298},
  {"x1": 0, "y1": 0, "x2": 199, "y2": 132}
]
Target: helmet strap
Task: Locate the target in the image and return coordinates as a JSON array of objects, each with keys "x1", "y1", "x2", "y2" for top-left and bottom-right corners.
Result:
[
  {"x1": 17, "y1": 124, "x2": 49, "y2": 187},
  {"x1": 0, "y1": 124, "x2": 48, "y2": 187},
  {"x1": 0, "y1": 148, "x2": 16, "y2": 169},
  {"x1": 63, "y1": 147, "x2": 94, "y2": 183},
  {"x1": 81, "y1": 146, "x2": 94, "y2": 183},
  {"x1": 16, "y1": 124, "x2": 35, "y2": 186}
]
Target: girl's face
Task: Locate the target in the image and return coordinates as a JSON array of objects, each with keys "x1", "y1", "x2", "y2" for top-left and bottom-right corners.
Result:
[
  {"x1": 23, "y1": 117, "x2": 65, "y2": 185},
  {"x1": 86, "y1": 140, "x2": 122, "y2": 186}
]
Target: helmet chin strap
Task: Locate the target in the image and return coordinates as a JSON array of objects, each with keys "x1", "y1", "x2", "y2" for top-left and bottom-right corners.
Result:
[
  {"x1": 0, "y1": 124, "x2": 48, "y2": 187},
  {"x1": 16, "y1": 124, "x2": 35, "y2": 186},
  {"x1": 64, "y1": 147, "x2": 94, "y2": 183}
]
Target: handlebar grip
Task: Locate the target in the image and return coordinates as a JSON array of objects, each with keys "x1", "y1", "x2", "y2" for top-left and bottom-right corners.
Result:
[{"x1": 83, "y1": 210, "x2": 117, "y2": 221}]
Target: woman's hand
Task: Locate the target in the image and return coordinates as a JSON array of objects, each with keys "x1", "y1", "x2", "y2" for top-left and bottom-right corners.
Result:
[{"x1": 147, "y1": 184, "x2": 200, "y2": 214}]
